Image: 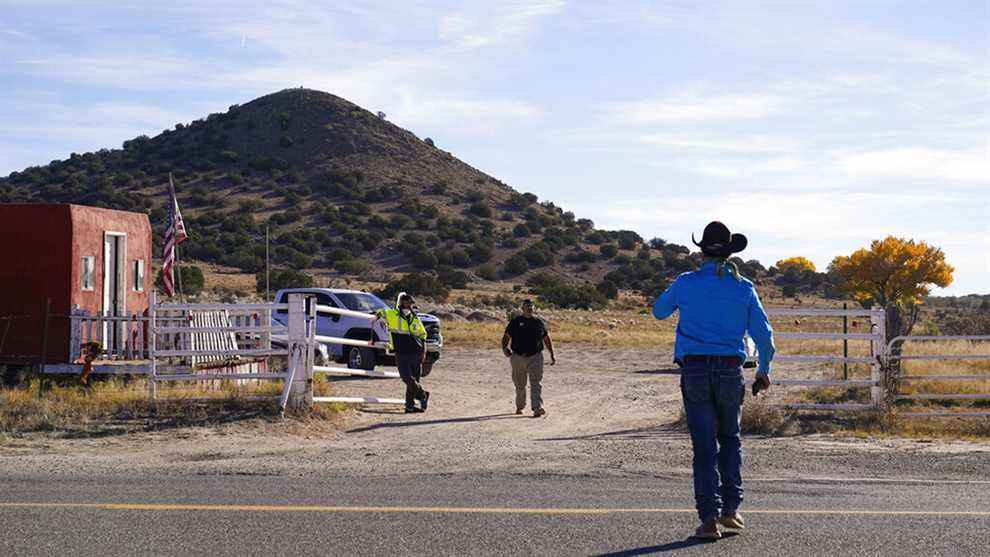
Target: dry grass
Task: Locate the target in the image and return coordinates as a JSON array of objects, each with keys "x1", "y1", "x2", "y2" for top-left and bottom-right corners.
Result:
[
  {"x1": 453, "y1": 305, "x2": 989, "y2": 437},
  {"x1": 445, "y1": 309, "x2": 677, "y2": 348},
  {"x1": 0, "y1": 376, "x2": 340, "y2": 438}
]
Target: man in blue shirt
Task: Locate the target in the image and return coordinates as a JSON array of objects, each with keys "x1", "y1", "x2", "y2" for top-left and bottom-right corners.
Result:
[{"x1": 652, "y1": 221, "x2": 775, "y2": 540}]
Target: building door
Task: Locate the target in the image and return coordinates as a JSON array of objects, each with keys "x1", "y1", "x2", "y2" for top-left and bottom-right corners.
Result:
[{"x1": 103, "y1": 232, "x2": 127, "y2": 355}]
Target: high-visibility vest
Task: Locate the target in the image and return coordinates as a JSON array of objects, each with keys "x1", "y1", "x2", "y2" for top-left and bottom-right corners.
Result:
[{"x1": 376, "y1": 308, "x2": 427, "y2": 349}]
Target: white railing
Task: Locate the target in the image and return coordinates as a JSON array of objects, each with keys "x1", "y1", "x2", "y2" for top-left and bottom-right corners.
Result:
[
  {"x1": 765, "y1": 306, "x2": 885, "y2": 411},
  {"x1": 310, "y1": 303, "x2": 405, "y2": 406},
  {"x1": 48, "y1": 298, "x2": 990, "y2": 418},
  {"x1": 69, "y1": 311, "x2": 150, "y2": 361},
  {"x1": 886, "y1": 335, "x2": 990, "y2": 418}
]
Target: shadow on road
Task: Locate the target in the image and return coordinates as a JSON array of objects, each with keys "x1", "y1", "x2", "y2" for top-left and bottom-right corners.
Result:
[
  {"x1": 346, "y1": 413, "x2": 520, "y2": 433},
  {"x1": 594, "y1": 533, "x2": 735, "y2": 555},
  {"x1": 537, "y1": 423, "x2": 687, "y2": 442}
]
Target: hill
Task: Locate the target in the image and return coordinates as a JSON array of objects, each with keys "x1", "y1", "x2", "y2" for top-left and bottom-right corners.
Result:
[{"x1": 0, "y1": 88, "x2": 830, "y2": 304}]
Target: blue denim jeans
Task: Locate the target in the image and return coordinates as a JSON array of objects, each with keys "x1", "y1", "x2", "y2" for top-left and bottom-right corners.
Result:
[{"x1": 680, "y1": 361, "x2": 745, "y2": 523}]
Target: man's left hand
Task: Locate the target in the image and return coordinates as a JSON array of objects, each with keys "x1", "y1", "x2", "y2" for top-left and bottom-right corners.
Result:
[
  {"x1": 549, "y1": 355, "x2": 556, "y2": 366},
  {"x1": 752, "y1": 373, "x2": 771, "y2": 396}
]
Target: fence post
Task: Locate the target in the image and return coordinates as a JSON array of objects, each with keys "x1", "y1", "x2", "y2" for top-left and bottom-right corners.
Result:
[
  {"x1": 869, "y1": 306, "x2": 885, "y2": 408},
  {"x1": 149, "y1": 291, "x2": 157, "y2": 402},
  {"x1": 285, "y1": 294, "x2": 312, "y2": 409},
  {"x1": 842, "y1": 302, "x2": 849, "y2": 381},
  {"x1": 37, "y1": 298, "x2": 51, "y2": 398}
]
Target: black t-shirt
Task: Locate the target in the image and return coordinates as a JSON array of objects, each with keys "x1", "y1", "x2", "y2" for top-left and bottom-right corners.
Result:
[{"x1": 505, "y1": 315, "x2": 547, "y2": 356}]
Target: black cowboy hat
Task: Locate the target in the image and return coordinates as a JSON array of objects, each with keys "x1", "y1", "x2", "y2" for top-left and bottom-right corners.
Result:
[{"x1": 692, "y1": 221, "x2": 748, "y2": 257}]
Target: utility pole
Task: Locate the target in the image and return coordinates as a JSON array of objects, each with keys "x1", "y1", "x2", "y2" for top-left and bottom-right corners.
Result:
[{"x1": 265, "y1": 226, "x2": 271, "y2": 302}]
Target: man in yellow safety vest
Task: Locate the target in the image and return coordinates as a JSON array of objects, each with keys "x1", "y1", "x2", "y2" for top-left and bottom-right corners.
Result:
[{"x1": 376, "y1": 292, "x2": 430, "y2": 413}]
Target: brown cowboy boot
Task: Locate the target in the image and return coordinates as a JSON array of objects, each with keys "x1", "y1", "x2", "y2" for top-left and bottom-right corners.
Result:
[{"x1": 693, "y1": 519, "x2": 722, "y2": 540}]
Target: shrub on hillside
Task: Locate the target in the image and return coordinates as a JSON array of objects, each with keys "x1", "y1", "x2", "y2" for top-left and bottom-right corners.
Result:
[
  {"x1": 596, "y1": 280, "x2": 619, "y2": 300},
  {"x1": 412, "y1": 249, "x2": 439, "y2": 270},
  {"x1": 564, "y1": 248, "x2": 597, "y2": 264},
  {"x1": 585, "y1": 230, "x2": 607, "y2": 244},
  {"x1": 468, "y1": 241, "x2": 494, "y2": 263},
  {"x1": 522, "y1": 243, "x2": 554, "y2": 267},
  {"x1": 503, "y1": 253, "x2": 529, "y2": 276},
  {"x1": 336, "y1": 258, "x2": 371, "y2": 275},
  {"x1": 436, "y1": 265, "x2": 470, "y2": 290},
  {"x1": 378, "y1": 273, "x2": 450, "y2": 303},
  {"x1": 476, "y1": 263, "x2": 498, "y2": 281},
  {"x1": 599, "y1": 244, "x2": 619, "y2": 259},
  {"x1": 527, "y1": 274, "x2": 608, "y2": 310},
  {"x1": 615, "y1": 230, "x2": 642, "y2": 250},
  {"x1": 155, "y1": 265, "x2": 205, "y2": 297},
  {"x1": 256, "y1": 268, "x2": 314, "y2": 294}
]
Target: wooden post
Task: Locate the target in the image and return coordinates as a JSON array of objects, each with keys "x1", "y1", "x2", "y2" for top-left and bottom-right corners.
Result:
[
  {"x1": 869, "y1": 306, "x2": 885, "y2": 408},
  {"x1": 285, "y1": 294, "x2": 312, "y2": 409},
  {"x1": 842, "y1": 302, "x2": 849, "y2": 381},
  {"x1": 37, "y1": 298, "x2": 51, "y2": 398},
  {"x1": 149, "y1": 290, "x2": 157, "y2": 401}
]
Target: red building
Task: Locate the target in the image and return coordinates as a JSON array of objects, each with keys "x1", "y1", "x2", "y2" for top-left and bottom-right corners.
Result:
[{"x1": 0, "y1": 204, "x2": 152, "y2": 364}]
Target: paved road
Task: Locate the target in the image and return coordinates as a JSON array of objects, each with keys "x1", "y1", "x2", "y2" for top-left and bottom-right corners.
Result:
[{"x1": 1, "y1": 473, "x2": 986, "y2": 556}]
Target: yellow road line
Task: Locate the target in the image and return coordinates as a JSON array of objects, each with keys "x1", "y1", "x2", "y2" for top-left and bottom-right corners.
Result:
[{"x1": 0, "y1": 502, "x2": 987, "y2": 516}]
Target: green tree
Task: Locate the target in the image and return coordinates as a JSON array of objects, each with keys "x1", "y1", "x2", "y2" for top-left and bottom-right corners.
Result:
[{"x1": 156, "y1": 265, "x2": 205, "y2": 296}]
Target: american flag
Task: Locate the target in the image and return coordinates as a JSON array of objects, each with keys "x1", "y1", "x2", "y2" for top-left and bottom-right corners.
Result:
[{"x1": 162, "y1": 173, "x2": 188, "y2": 297}]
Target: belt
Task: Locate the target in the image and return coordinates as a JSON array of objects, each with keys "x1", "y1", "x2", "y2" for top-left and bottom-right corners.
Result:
[{"x1": 681, "y1": 355, "x2": 743, "y2": 367}]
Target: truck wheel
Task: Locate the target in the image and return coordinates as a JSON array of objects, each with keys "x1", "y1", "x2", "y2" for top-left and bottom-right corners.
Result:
[
  {"x1": 421, "y1": 360, "x2": 434, "y2": 377},
  {"x1": 347, "y1": 346, "x2": 376, "y2": 370}
]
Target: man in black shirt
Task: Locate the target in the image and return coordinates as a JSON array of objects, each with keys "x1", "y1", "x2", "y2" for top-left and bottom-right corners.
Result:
[{"x1": 501, "y1": 299, "x2": 556, "y2": 417}]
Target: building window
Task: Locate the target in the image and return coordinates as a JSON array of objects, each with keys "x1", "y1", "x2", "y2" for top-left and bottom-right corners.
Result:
[
  {"x1": 133, "y1": 260, "x2": 145, "y2": 292},
  {"x1": 81, "y1": 256, "x2": 95, "y2": 291}
]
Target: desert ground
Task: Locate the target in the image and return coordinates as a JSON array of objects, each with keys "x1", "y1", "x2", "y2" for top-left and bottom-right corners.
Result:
[{"x1": 1, "y1": 345, "x2": 986, "y2": 479}]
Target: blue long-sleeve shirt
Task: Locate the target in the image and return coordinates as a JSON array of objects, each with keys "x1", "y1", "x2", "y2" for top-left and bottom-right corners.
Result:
[{"x1": 652, "y1": 261, "x2": 775, "y2": 374}]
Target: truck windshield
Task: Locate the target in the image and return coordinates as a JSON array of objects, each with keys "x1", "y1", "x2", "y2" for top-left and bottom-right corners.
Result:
[{"x1": 335, "y1": 292, "x2": 388, "y2": 313}]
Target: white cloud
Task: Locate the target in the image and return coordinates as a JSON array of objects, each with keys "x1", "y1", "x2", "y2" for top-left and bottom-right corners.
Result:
[
  {"x1": 438, "y1": 0, "x2": 565, "y2": 49},
  {"x1": 390, "y1": 96, "x2": 542, "y2": 133},
  {"x1": 835, "y1": 147, "x2": 990, "y2": 183},
  {"x1": 601, "y1": 93, "x2": 784, "y2": 124},
  {"x1": 638, "y1": 133, "x2": 799, "y2": 154}
]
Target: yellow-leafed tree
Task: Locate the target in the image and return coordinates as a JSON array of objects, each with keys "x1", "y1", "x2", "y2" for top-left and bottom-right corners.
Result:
[
  {"x1": 776, "y1": 256, "x2": 817, "y2": 273},
  {"x1": 828, "y1": 236, "x2": 954, "y2": 347}
]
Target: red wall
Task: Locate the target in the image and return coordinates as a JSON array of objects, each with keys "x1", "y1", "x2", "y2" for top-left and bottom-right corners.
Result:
[
  {"x1": 0, "y1": 204, "x2": 152, "y2": 364},
  {"x1": 69, "y1": 204, "x2": 152, "y2": 320}
]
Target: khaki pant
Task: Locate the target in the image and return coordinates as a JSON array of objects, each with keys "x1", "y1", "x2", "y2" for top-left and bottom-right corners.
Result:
[{"x1": 511, "y1": 353, "x2": 544, "y2": 411}]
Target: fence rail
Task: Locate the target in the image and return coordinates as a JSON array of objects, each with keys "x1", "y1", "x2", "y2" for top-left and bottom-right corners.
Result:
[
  {"x1": 309, "y1": 302, "x2": 404, "y2": 406},
  {"x1": 886, "y1": 334, "x2": 990, "y2": 418},
  {"x1": 35, "y1": 299, "x2": 990, "y2": 417}
]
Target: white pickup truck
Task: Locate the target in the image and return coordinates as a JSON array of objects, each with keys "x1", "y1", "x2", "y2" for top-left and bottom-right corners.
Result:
[{"x1": 271, "y1": 288, "x2": 443, "y2": 375}]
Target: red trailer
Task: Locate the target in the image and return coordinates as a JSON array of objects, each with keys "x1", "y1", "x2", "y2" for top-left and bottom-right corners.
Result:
[{"x1": 0, "y1": 204, "x2": 152, "y2": 367}]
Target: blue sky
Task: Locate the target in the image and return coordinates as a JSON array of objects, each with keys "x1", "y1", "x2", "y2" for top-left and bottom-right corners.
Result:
[{"x1": 1, "y1": 1, "x2": 987, "y2": 294}]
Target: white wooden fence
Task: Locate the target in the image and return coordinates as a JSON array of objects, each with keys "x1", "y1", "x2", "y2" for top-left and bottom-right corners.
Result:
[
  {"x1": 44, "y1": 297, "x2": 990, "y2": 418},
  {"x1": 887, "y1": 335, "x2": 990, "y2": 418},
  {"x1": 761, "y1": 306, "x2": 886, "y2": 412},
  {"x1": 310, "y1": 302, "x2": 405, "y2": 406}
]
